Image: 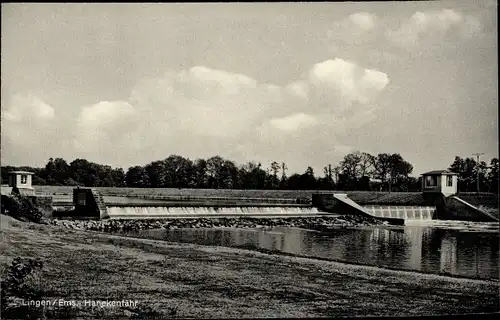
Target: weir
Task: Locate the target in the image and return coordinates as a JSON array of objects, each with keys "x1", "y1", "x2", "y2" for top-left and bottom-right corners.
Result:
[
  {"x1": 62, "y1": 187, "x2": 328, "y2": 219},
  {"x1": 106, "y1": 206, "x2": 321, "y2": 219},
  {"x1": 364, "y1": 205, "x2": 435, "y2": 220},
  {"x1": 313, "y1": 193, "x2": 406, "y2": 225},
  {"x1": 52, "y1": 184, "x2": 498, "y2": 224}
]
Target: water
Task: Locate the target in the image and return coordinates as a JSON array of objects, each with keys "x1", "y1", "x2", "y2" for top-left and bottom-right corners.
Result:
[
  {"x1": 121, "y1": 222, "x2": 499, "y2": 279},
  {"x1": 107, "y1": 206, "x2": 320, "y2": 218},
  {"x1": 365, "y1": 205, "x2": 435, "y2": 220}
]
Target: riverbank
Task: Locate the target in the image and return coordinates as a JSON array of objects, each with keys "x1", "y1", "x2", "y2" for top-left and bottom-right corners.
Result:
[
  {"x1": 48, "y1": 215, "x2": 383, "y2": 232},
  {"x1": 1, "y1": 214, "x2": 498, "y2": 318}
]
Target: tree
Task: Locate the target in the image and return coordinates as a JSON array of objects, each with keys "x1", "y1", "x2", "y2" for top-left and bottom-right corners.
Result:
[
  {"x1": 219, "y1": 160, "x2": 239, "y2": 189},
  {"x1": 387, "y1": 153, "x2": 413, "y2": 192},
  {"x1": 488, "y1": 158, "x2": 499, "y2": 194},
  {"x1": 125, "y1": 166, "x2": 150, "y2": 187},
  {"x1": 144, "y1": 161, "x2": 166, "y2": 187},
  {"x1": 239, "y1": 161, "x2": 267, "y2": 189},
  {"x1": 322, "y1": 164, "x2": 334, "y2": 189},
  {"x1": 43, "y1": 158, "x2": 70, "y2": 185},
  {"x1": 69, "y1": 159, "x2": 92, "y2": 186},
  {"x1": 0, "y1": 151, "x2": 424, "y2": 191},
  {"x1": 286, "y1": 174, "x2": 302, "y2": 190},
  {"x1": 110, "y1": 168, "x2": 126, "y2": 187},
  {"x1": 205, "y1": 156, "x2": 238, "y2": 189},
  {"x1": 333, "y1": 166, "x2": 341, "y2": 184},
  {"x1": 1, "y1": 166, "x2": 17, "y2": 185},
  {"x1": 269, "y1": 161, "x2": 281, "y2": 189},
  {"x1": 339, "y1": 151, "x2": 362, "y2": 181},
  {"x1": 162, "y1": 155, "x2": 194, "y2": 188},
  {"x1": 280, "y1": 162, "x2": 288, "y2": 189},
  {"x1": 191, "y1": 159, "x2": 208, "y2": 188},
  {"x1": 463, "y1": 157, "x2": 478, "y2": 192},
  {"x1": 359, "y1": 152, "x2": 376, "y2": 178},
  {"x1": 284, "y1": 167, "x2": 317, "y2": 190},
  {"x1": 302, "y1": 166, "x2": 317, "y2": 189},
  {"x1": 374, "y1": 153, "x2": 392, "y2": 191},
  {"x1": 475, "y1": 160, "x2": 489, "y2": 193},
  {"x1": 449, "y1": 156, "x2": 477, "y2": 192}
]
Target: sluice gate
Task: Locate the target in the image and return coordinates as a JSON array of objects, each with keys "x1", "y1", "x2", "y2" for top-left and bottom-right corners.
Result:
[{"x1": 364, "y1": 205, "x2": 435, "y2": 220}]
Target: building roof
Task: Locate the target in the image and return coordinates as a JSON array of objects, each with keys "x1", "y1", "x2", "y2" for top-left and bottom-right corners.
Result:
[
  {"x1": 420, "y1": 170, "x2": 458, "y2": 176},
  {"x1": 8, "y1": 171, "x2": 34, "y2": 175}
]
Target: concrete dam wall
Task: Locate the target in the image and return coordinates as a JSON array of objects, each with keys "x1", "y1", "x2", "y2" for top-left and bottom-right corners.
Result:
[
  {"x1": 41, "y1": 187, "x2": 498, "y2": 223},
  {"x1": 106, "y1": 206, "x2": 321, "y2": 219}
]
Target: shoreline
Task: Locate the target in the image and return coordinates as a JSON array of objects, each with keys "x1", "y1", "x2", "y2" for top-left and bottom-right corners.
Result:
[
  {"x1": 1, "y1": 214, "x2": 499, "y2": 318},
  {"x1": 108, "y1": 229, "x2": 500, "y2": 282}
]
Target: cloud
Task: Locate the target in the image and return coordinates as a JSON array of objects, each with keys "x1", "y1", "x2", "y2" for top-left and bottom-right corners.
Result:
[
  {"x1": 128, "y1": 66, "x2": 272, "y2": 139},
  {"x1": 1, "y1": 94, "x2": 60, "y2": 164},
  {"x1": 285, "y1": 81, "x2": 309, "y2": 100},
  {"x1": 1, "y1": 94, "x2": 55, "y2": 123},
  {"x1": 308, "y1": 58, "x2": 389, "y2": 106},
  {"x1": 269, "y1": 113, "x2": 318, "y2": 132},
  {"x1": 236, "y1": 58, "x2": 390, "y2": 173},
  {"x1": 327, "y1": 12, "x2": 379, "y2": 46},
  {"x1": 1, "y1": 94, "x2": 56, "y2": 148},
  {"x1": 3, "y1": 59, "x2": 390, "y2": 173},
  {"x1": 386, "y1": 9, "x2": 482, "y2": 47},
  {"x1": 461, "y1": 15, "x2": 482, "y2": 39},
  {"x1": 348, "y1": 12, "x2": 377, "y2": 30},
  {"x1": 74, "y1": 100, "x2": 138, "y2": 152}
]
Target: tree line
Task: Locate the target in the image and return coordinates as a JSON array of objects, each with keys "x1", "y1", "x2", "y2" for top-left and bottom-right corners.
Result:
[{"x1": 1, "y1": 153, "x2": 498, "y2": 193}]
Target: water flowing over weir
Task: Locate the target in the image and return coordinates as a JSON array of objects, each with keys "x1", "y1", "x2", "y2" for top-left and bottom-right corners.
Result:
[
  {"x1": 364, "y1": 205, "x2": 435, "y2": 221},
  {"x1": 106, "y1": 206, "x2": 321, "y2": 219}
]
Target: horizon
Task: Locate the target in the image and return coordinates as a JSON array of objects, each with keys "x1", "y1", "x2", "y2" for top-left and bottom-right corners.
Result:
[{"x1": 1, "y1": 2, "x2": 498, "y2": 176}]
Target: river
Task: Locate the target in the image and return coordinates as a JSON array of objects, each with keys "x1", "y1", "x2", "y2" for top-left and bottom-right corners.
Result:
[{"x1": 118, "y1": 220, "x2": 499, "y2": 280}]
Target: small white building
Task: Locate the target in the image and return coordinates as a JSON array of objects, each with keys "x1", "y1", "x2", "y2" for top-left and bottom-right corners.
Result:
[
  {"x1": 421, "y1": 170, "x2": 458, "y2": 197},
  {"x1": 8, "y1": 171, "x2": 35, "y2": 195}
]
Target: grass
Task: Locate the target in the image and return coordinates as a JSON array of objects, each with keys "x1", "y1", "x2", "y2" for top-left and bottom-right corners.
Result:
[
  {"x1": 35, "y1": 185, "x2": 427, "y2": 203},
  {"x1": 1, "y1": 214, "x2": 499, "y2": 318}
]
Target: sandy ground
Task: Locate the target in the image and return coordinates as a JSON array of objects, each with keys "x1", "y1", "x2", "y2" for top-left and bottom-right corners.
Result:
[{"x1": 1, "y1": 214, "x2": 498, "y2": 319}]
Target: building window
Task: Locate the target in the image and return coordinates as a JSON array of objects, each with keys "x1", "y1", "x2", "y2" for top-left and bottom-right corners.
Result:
[
  {"x1": 77, "y1": 192, "x2": 86, "y2": 206},
  {"x1": 20, "y1": 175, "x2": 27, "y2": 184},
  {"x1": 425, "y1": 175, "x2": 437, "y2": 187},
  {"x1": 446, "y1": 175, "x2": 453, "y2": 187}
]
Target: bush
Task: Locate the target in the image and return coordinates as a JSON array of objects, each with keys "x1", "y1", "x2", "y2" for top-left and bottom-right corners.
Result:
[
  {"x1": 1, "y1": 193, "x2": 44, "y2": 223},
  {"x1": 1, "y1": 257, "x2": 79, "y2": 319},
  {"x1": 1, "y1": 257, "x2": 44, "y2": 319}
]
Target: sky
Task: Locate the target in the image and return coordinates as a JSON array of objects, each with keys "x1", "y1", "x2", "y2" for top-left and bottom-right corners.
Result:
[{"x1": 1, "y1": 2, "x2": 498, "y2": 177}]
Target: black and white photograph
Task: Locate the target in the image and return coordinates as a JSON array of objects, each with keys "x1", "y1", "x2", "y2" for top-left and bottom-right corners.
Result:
[{"x1": 1, "y1": 1, "x2": 498, "y2": 319}]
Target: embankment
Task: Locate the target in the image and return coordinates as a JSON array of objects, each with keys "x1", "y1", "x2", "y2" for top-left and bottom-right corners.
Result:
[
  {"x1": 33, "y1": 186, "x2": 429, "y2": 204},
  {"x1": 1, "y1": 214, "x2": 498, "y2": 318},
  {"x1": 15, "y1": 185, "x2": 499, "y2": 208},
  {"x1": 454, "y1": 193, "x2": 499, "y2": 217}
]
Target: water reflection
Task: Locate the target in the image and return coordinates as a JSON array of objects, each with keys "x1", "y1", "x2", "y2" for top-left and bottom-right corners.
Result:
[{"x1": 123, "y1": 224, "x2": 499, "y2": 279}]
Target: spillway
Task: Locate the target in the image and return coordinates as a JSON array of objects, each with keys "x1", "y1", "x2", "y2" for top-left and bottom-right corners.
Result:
[
  {"x1": 106, "y1": 206, "x2": 323, "y2": 219},
  {"x1": 364, "y1": 205, "x2": 435, "y2": 220}
]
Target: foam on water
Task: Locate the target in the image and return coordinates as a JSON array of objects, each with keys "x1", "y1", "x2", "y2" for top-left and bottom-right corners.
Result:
[
  {"x1": 365, "y1": 205, "x2": 435, "y2": 220},
  {"x1": 107, "y1": 206, "x2": 320, "y2": 217}
]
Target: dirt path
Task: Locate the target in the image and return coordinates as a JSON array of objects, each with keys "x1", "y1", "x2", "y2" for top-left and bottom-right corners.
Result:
[{"x1": 1, "y1": 215, "x2": 498, "y2": 318}]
